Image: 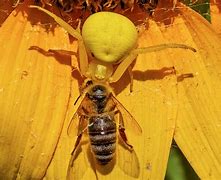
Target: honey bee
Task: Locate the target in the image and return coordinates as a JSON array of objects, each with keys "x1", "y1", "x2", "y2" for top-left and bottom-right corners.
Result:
[{"x1": 67, "y1": 79, "x2": 142, "y2": 179}]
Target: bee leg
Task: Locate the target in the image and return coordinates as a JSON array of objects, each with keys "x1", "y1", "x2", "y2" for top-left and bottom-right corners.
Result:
[
  {"x1": 71, "y1": 118, "x2": 88, "y2": 155},
  {"x1": 71, "y1": 134, "x2": 83, "y2": 155},
  {"x1": 118, "y1": 112, "x2": 134, "y2": 151}
]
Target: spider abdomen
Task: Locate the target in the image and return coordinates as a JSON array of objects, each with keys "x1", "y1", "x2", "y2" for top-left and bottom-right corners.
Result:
[{"x1": 82, "y1": 11, "x2": 138, "y2": 63}]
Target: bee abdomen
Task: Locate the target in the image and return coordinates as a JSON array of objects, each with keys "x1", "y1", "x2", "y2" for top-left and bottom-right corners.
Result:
[
  {"x1": 94, "y1": 153, "x2": 114, "y2": 165},
  {"x1": 89, "y1": 132, "x2": 116, "y2": 144},
  {"x1": 91, "y1": 142, "x2": 116, "y2": 164},
  {"x1": 88, "y1": 115, "x2": 116, "y2": 164}
]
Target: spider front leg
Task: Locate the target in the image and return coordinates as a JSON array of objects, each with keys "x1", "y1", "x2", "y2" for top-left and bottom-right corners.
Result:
[
  {"x1": 109, "y1": 43, "x2": 196, "y2": 88},
  {"x1": 109, "y1": 52, "x2": 138, "y2": 85},
  {"x1": 46, "y1": 20, "x2": 89, "y2": 76},
  {"x1": 76, "y1": 20, "x2": 89, "y2": 77},
  {"x1": 29, "y1": 5, "x2": 89, "y2": 77},
  {"x1": 78, "y1": 39, "x2": 89, "y2": 77}
]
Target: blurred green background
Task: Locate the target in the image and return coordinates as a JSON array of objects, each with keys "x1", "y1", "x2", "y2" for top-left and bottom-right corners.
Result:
[
  {"x1": 183, "y1": 0, "x2": 210, "y2": 21},
  {"x1": 165, "y1": 141, "x2": 200, "y2": 180}
]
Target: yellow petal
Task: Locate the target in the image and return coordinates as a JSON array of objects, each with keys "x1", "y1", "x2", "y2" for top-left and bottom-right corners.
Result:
[
  {"x1": 0, "y1": 3, "x2": 72, "y2": 179},
  {"x1": 156, "y1": 3, "x2": 221, "y2": 179}
]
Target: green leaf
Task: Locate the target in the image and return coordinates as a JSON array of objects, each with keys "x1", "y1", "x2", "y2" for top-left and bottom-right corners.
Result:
[
  {"x1": 165, "y1": 145, "x2": 199, "y2": 180},
  {"x1": 182, "y1": 0, "x2": 211, "y2": 22}
]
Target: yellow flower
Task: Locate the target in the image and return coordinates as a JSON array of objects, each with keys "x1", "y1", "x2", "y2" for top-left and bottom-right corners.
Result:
[{"x1": 0, "y1": 1, "x2": 221, "y2": 179}]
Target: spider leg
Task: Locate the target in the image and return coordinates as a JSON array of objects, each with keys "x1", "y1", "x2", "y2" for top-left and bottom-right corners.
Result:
[
  {"x1": 29, "y1": 6, "x2": 89, "y2": 77},
  {"x1": 78, "y1": 40, "x2": 89, "y2": 77},
  {"x1": 133, "y1": 43, "x2": 196, "y2": 54},
  {"x1": 128, "y1": 65, "x2": 134, "y2": 92},
  {"x1": 109, "y1": 43, "x2": 196, "y2": 83},
  {"x1": 109, "y1": 52, "x2": 138, "y2": 83},
  {"x1": 76, "y1": 20, "x2": 89, "y2": 77}
]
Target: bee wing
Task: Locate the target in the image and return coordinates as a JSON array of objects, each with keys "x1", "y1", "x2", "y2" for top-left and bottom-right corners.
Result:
[
  {"x1": 117, "y1": 141, "x2": 140, "y2": 178},
  {"x1": 67, "y1": 112, "x2": 79, "y2": 137},
  {"x1": 67, "y1": 144, "x2": 89, "y2": 180},
  {"x1": 67, "y1": 135, "x2": 98, "y2": 180},
  {"x1": 67, "y1": 96, "x2": 88, "y2": 137},
  {"x1": 110, "y1": 94, "x2": 142, "y2": 135},
  {"x1": 67, "y1": 115, "x2": 93, "y2": 180}
]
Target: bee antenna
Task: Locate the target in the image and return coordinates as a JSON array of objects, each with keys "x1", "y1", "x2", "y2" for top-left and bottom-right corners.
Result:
[{"x1": 74, "y1": 94, "x2": 81, "y2": 105}]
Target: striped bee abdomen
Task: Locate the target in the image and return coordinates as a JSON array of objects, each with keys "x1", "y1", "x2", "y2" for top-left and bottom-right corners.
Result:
[{"x1": 88, "y1": 114, "x2": 116, "y2": 165}]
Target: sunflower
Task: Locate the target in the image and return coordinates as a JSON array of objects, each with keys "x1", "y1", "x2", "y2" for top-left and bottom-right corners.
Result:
[{"x1": 0, "y1": 0, "x2": 221, "y2": 179}]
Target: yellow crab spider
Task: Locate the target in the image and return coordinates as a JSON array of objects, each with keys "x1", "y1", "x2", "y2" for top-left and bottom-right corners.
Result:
[{"x1": 30, "y1": 6, "x2": 196, "y2": 86}]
